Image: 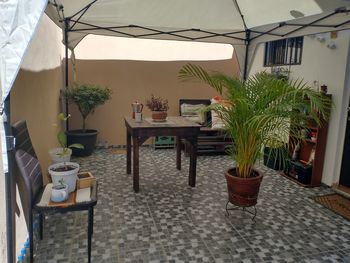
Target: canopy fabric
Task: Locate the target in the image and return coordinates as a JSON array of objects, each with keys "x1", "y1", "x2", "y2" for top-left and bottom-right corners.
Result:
[
  {"x1": 46, "y1": 0, "x2": 350, "y2": 75},
  {"x1": 0, "y1": 0, "x2": 47, "y2": 175},
  {"x1": 0, "y1": 0, "x2": 48, "y2": 106}
]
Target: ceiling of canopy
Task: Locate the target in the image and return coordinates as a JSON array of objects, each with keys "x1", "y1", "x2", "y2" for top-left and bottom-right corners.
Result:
[{"x1": 46, "y1": 0, "x2": 350, "y2": 50}]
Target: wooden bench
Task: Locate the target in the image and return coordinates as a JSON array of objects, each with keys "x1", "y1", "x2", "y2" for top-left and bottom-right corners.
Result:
[{"x1": 179, "y1": 99, "x2": 232, "y2": 155}]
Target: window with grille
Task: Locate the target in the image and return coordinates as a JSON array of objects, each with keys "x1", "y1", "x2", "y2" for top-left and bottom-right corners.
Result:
[{"x1": 264, "y1": 37, "x2": 303, "y2": 66}]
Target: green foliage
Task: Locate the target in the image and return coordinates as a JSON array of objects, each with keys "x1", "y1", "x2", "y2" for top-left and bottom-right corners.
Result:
[
  {"x1": 56, "y1": 113, "x2": 84, "y2": 155},
  {"x1": 59, "y1": 178, "x2": 65, "y2": 186},
  {"x1": 65, "y1": 84, "x2": 112, "y2": 131},
  {"x1": 179, "y1": 64, "x2": 332, "y2": 178}
]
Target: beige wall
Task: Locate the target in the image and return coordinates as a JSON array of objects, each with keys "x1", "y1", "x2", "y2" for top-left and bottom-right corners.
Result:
[
  {"x1": 249, "y1": 31, "x2": 350, "y2": 186},
  {"x1": 9, "y1": 14, "x2": 64, "y2": 257},
  {"x1": 69, "y1": 59, "x2": 239, "y2": 146},
  {"x1": 11, "y1": 67, "x2": 63, "y2": 182},
  {"x1": 10, "y1": 66, "x2": 63, "y2": 259}
]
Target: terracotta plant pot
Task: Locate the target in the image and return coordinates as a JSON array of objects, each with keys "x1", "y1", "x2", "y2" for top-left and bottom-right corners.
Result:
[
  {"x1": 152, "y1": 111, "x2": 167, "y2": 122},
  {"x1": 224, "y1": 167, "x2": 263, "y2": 207}
]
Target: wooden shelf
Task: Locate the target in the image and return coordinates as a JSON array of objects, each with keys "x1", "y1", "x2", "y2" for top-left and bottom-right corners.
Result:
[{"x1": 285, "y1": 96, "x2": 331, "y2": 187}]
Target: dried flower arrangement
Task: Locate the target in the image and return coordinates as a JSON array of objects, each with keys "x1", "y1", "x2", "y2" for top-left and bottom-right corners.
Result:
[{"x1": 146, "y1": 94, "x2": 169, "y2": 111}]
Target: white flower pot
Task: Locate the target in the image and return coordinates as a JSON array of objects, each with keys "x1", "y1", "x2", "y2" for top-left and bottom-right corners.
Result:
[
  {"x1": 49, "y1": 148, "x2": 72, "y2": 164},
  {"x1": 51, "y1": 183, "x2": 69, "y2": 202},
  {"x1": 48, "y1": 162, "x2": 80, "y2": 193}
]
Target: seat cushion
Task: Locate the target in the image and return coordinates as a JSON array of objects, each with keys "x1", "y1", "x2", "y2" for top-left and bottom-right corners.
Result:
[{"x1": 180, "y1": 103, "x2": 206, "y2": 124}]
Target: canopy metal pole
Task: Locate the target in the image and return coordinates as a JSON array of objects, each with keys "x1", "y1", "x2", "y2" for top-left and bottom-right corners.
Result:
[
  {"x1": 64, "y1": 18, "x2": 69, "y2": 129},
  {"x1": 3, "y1": 95, "x2": 15, "y2": 263},
  {"x1": 243, "y1": 30, "x2": 250, "y2": 80}
]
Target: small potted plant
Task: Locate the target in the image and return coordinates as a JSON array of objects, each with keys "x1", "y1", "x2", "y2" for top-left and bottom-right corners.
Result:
[
  {"x1": 48, "y1": 113, "x2": 84, "y2": 192},
  {"x1": 49, "y1": 113, "x2": 84, "y2": 163},
  {"x1": 50, "y1": 179, "x2": 69, "y2": 202},
  {"x1": 64, "y1": 83, "x2": 112, "y2": 156},
  {"x1": 49, "y1": 160, "x2": 80, "y2": 193},
  {"x1": 146, "y1": 94, "x2": 169, "y2": 122}
]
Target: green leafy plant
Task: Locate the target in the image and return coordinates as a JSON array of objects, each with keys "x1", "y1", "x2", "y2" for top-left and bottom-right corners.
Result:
[
  {"x1": 179, "y1": 64, "x2": 332, "y2": 178},
  {"x1": 64, "y1": 84, "x2": 112, "y2": 132},
  {"x1": 57, "y1": 113, "x2": 84, "y2": 156},
  {"x1": 59, "y1": 178, "x2": 65, "y2": 186},
  {"x1": 146, "y1": 94, "x2": 169, "y2": 111}
]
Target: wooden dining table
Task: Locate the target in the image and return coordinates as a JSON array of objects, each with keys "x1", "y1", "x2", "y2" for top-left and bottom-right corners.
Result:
[{"x1": 124, "y1": 116, "x2": 201, "y2": 192}]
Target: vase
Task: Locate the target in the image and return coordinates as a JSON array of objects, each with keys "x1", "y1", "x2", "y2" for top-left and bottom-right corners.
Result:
[{"x1": 152, "y1": 111, "x2": 167, "y2": 122}]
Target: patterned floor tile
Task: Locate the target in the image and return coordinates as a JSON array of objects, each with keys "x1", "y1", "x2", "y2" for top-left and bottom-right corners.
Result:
[
  {"x1": 163, "y1": 242, "x2": 214, "y2": 262},
  {"x1": 205, "y1": 236, "x2": 257, "y2": 262},
  {"x1": 247, "y1": 231, "x2": 303, "y2": 260},
  {"x1": 118, "y1": 246, "x2": 167, "y2": 263},
  {"x1": 33, "y1": 147, "x2": 350, "y2": 262},
  {"x1": 116, "y1": 223, "x2": 162, "y2": 251},
  {"x1": 156, "y1": 220, "x2": 202, "y2": 247}
]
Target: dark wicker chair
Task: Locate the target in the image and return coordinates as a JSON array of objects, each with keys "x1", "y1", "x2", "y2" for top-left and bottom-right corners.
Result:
[
  {"x1": 14, "y1": 149, "x2": 43, "y2": 263},
  {"x1": 13, "y1": 120, "x2": 97, "y2": 263}
]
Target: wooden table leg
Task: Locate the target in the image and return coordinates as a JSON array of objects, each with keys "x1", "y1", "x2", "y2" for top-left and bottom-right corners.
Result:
[
  {"x1": 188, "y1": 136, "x2": 198, "y2": 187},
  {"x1": 176, "y1": 136, "x2": 181, "y2": 170},
  {"x1": 88, "y1": 207, "x2": 93, "y2": 263},
  {"x1": 133, "y1": 136, "x2": 140, "y2": 192},
  {"x1": 126, "y1": 130, "x2": 131, "y2": 174}
]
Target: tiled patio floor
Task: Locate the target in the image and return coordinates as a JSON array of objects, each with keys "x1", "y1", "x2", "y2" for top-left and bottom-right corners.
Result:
[{"x1": 35, "y1": 148, "x2": 350, "y2": 263}]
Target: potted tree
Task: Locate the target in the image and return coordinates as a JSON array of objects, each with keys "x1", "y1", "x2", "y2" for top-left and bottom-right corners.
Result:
[
  {"x1": 146, "y1": 94, "x2": 169, "y2": 122},
  {"x1": 64, "y1": 83, "x2": 112, "y2": 156},
  {"x1": 179, "y1": 64, "x2": 332, "y2": 210}
]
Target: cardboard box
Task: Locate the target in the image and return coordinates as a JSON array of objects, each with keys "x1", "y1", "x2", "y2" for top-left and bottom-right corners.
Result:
[{"x1": 77, "y1": 172, "x2": 95, "y2": 189}]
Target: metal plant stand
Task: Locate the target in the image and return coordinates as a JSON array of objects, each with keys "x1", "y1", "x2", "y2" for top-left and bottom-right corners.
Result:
[{"x1": 225, "y1": 201, "x2": 257, "y2": 222}]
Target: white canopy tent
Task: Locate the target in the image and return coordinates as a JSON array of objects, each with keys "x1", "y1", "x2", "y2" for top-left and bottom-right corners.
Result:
[
  {"x1": 2, "y1": 0, "x2": 350, "y2": 109},
  {"x1": 2, "y1": 1, "x2": 350, "y2": 262},
  {"x1": 45, "y1": 0, "x2": 350, "y2": 80}
]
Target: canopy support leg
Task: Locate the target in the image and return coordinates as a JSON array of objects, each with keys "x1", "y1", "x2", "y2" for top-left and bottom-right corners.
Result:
[
  {"x1": 3, "y1": 95, "x2": 15, "y2": 263},
  {"x1": 243, "y1": 30, "x2": 250, "y2": 80},
  {"x1": 64, "y1": 19, "x2": 70, "y2": 130}
]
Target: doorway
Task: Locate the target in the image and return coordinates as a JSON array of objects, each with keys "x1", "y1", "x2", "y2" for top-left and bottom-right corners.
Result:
[{"x1": 339, "y1": 102, "x2": 350, "y2": 187}]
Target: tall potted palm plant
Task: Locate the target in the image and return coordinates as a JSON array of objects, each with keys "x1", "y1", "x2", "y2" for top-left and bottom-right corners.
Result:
[
  {"x1": 179, "y1": 64, "x2": 332, "y2": 208},
  {"x1": 65, "y1": 83, "x2": 112, "y2": 156}
]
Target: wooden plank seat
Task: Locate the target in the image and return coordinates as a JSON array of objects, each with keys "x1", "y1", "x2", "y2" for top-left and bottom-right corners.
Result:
[{"x1": 179, "y1": 99, "x2": 233, "y2": 155}]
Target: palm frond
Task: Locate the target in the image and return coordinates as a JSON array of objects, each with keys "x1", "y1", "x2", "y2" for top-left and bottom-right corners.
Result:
[{"x1": 178, "y1": 64, "x2": 332, "y2": 178}]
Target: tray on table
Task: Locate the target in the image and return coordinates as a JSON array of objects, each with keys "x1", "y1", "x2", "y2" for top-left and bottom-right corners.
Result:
[{"x1": 35, "y1": 180, "x2": 98, "y2": 211}]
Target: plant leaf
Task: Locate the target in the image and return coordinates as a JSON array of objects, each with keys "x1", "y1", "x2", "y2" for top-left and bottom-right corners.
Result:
[
  {"x1": 68, "y1": 143, "x2": 84, "y2": 149},
  {"x1": 57, "y1": 131, "x2": 66, "y2": 148}
]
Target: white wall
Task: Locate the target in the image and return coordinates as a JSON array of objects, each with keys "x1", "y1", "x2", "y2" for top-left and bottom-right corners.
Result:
[{"x1": 249, "y1": 31, "x2": 350, "y2": 186}]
